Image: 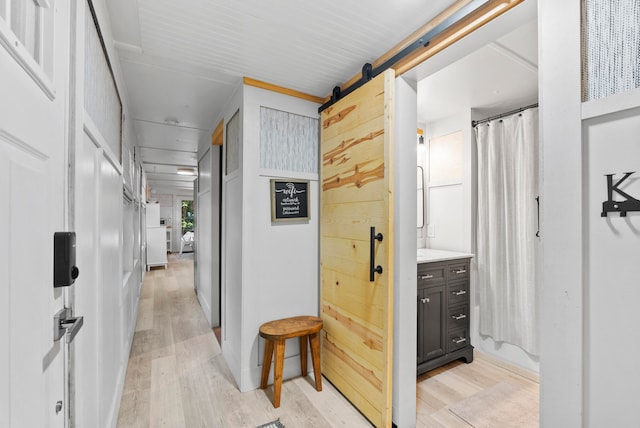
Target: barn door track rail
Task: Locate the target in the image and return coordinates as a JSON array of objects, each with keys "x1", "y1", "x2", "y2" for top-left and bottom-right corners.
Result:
[{"x1": 319, "y1": 0, "x2": 525, "y2": 113}]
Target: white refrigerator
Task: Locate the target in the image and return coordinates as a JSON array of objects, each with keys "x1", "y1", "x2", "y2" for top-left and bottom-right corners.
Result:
[{"x1": 146, "y1": 204, "x2": 167, "y2": 269}]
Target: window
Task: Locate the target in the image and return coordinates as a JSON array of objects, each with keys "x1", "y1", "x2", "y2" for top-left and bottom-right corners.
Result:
[
  {"x1": 84, "y1": 0, "x2": 122, "y2": 162},
  {"x1": 182, "y1": 200, "x2": 194, "y2": 235},
  {"x1": 226, "y1": 110, "x2": 240, "y2": 175},
  {"x1": 582, "y1": 0, "x2": 640, "y2": 101},
  {"x1": 11, "y1": 0, "x2": 39, "y2": 60},
  {"x1": 260, "y1": 107, "x2": 319, "y2": 174},
  {"x1": 0, "y1": 0, "x2": 54, "y2": 97}
]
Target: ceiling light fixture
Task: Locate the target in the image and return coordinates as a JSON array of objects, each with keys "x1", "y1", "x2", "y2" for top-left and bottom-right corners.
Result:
[{"x1": 177, "y1": 167, "x2": 196, "y2": 176}]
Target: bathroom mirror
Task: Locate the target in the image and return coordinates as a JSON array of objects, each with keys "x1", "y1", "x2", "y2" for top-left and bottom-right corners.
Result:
[{"x1": 417, "y1": 166, "x2": 424, "y2": 228}]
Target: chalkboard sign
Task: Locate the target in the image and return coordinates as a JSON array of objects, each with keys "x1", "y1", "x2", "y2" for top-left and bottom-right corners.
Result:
[{"x1": 270, "y1": 179, "x2": 310, "y2": 222}]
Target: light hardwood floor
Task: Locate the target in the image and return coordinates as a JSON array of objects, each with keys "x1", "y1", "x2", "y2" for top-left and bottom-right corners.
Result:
[
  {"x1": 117, "y1": 254, "x2": 539, "y2": 427},
  {"x1": 417, "y1": 356, "x2": 539, "y2": 427}
]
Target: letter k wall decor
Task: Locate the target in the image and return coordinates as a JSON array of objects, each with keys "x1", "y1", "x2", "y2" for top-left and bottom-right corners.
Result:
[{"x1": 601, "y1": 172, "x2": 640, "y2": 217}]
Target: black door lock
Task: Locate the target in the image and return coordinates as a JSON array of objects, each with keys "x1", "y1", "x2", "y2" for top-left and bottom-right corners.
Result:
[{"x1": 54, "y1": 232, "x2": 79, "y2": 288}]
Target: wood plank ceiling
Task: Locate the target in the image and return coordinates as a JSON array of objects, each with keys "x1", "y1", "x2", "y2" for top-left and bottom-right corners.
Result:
[
  {"x1": 104, "y1": 0, "x2": 537, "y2": 194},
  {"x1": 105, "y1": 0, "x2": 451, "y2": 194}
]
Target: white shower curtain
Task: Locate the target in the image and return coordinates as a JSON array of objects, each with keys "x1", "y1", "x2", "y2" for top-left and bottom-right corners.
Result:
[{"x1": 476, "y1": 108, "x2": 539, "y2": 356}]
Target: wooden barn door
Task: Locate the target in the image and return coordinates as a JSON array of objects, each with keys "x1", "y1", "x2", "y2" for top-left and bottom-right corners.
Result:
[{"x1": 320, "y1": 69, "x2": 395, "y2": 428}]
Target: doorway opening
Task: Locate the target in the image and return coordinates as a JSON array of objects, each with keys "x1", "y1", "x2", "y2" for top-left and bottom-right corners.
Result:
[
  {"x1": 180, "y1": 199, "x2": 195, "y2": 254},
  {"x1": 413, "y1": 16, "x2": 540, "y2": 427}
]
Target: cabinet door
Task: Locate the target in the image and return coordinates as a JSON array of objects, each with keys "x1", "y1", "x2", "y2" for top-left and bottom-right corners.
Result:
[
  {"x1": 417, "y1": 286, "x2": 446, "y2": 363},
  {"x1": 146, "y1": 227, "x2": 167, "y2": 265}
]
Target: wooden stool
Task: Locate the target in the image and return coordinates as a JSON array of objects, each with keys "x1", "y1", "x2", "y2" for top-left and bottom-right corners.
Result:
[{"x1": 259, "y1": 315, "x2": 323, "y2": 408}]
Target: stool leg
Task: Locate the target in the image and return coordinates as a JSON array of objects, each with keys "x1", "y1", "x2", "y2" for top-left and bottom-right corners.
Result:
[
  {"x1": 299, "y1": 335, "x2": 308, "y2": 376},
  {"x1": 273, "y1": 340, "x2": 285, "y2": 408},
  {"x1": 260, "y1": 339, "x2": 274, "y2": 389},
  {"x1": 309, "y1": 332, "x2": 322, "y2": 391}
]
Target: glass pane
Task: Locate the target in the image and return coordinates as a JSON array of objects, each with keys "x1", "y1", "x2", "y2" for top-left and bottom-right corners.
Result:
[
  {"x1": 225, "y1": 110, "x2": 240, "y2": 175},
  {"x1": 9, "y1": 0, "x2": 20, "y2": 34},
  {"x1": 260, "y1": 106, "x2": 319, "y2": 174},
  {"x1": 10, "y1": 0, "x2": 39, "y2": 58},
  {"x1": 84, "y1": 5, "x2": 122, "y2": 160},
  {"x1": 0, "y1": 0, "x2": 7, "y2": 21},
  {"x1": 582, "y1": 0, "x2": 640, "y2": 101}
]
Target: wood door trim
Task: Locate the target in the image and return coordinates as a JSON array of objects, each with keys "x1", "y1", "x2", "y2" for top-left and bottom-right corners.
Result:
[
  {"x1": 243, "y1": 77, "x2": 325, "y2": 104},
  {"x1": 211, "y1": 119, "x2": 224, "y2": 146}
]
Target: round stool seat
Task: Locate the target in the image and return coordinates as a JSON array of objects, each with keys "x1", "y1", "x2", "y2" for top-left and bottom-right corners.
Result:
[{"x1": 259, "y1": 315, "x2": 323, "y2": 340}]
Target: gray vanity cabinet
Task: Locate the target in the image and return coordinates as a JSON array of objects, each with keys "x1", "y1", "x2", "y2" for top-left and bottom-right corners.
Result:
[{"x1": 417, "y1": 258, "x2": 474, "y2": 375}]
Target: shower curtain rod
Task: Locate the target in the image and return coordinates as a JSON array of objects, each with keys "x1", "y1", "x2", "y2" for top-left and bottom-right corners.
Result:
[{"x1": 471, "y1": 103, "x2": 539, "y2": 127}]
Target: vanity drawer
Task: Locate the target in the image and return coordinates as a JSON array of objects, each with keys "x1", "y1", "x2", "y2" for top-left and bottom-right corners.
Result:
[
  {"x1": 448, "y1": 304, "x2": 469, "y2": 331},
  {"x1": 417, "y1": 265, "x2": 446, "y2": 287},
  {"x1": 448, "y1": 283, "x2": 469, "y2": 306},
  {"x1": 448, "y1": 262, "x2": 469, "y2": 281},
  {"x1": 448, "y1": 329, "x2": 470, "y2": 353}
]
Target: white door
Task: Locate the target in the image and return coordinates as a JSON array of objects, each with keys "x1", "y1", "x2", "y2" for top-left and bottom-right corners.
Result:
[{"x1": 0, "y1": 1, "x2": 69, "y2": 427}]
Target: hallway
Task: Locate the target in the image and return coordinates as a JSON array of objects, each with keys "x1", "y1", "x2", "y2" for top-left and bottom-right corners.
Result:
[
  {"x1": 116, "y1": 255, "x2": 539, "y2": 427},
  {"x1": 116, "y1": 255, "x2": 371, "y2": 427}
]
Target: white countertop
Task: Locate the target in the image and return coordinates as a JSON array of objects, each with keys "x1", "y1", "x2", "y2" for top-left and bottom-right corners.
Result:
[{"x1": 417, "y1": 248, "x2": 474, "y2": 263}]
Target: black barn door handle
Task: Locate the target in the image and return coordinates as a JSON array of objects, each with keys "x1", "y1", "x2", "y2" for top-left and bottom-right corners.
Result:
[{"x1": 370, "y1": 226, "x2": 383, "y2": 282}]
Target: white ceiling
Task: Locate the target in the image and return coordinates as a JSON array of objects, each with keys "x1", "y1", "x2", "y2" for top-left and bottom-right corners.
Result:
[
  {"x1": 417, "y1": 19, "x2": 538, "y2": 125},
  {"x1": 104, "y1": 0, "x2": 538, "y2": 193}
]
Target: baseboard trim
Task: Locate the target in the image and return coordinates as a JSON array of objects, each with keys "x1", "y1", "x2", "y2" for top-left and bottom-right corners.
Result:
[{"x1": 475, "y1": 350, "x2": 540, "y2": 383}]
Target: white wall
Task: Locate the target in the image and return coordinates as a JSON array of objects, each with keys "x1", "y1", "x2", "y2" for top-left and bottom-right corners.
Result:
[
  {"x1": 196, "y1": 150, "x2": 212, "y2": 323},
  {"x1": 538, "y1": 1, "x2": 583, "y2": 425},
  {"x1": 582, "y1": 102, "x2": 640, "y2": 426},
  {"x1": 75, "y1": 80, "x2": 134, "y2": 428},
  {"x1": 220, "y1": 83, "x2": 320, "y2": 391},
  {"x1": 244, "y1": 85, "x2": 320, "y2": 390},
  {"x1": 393, "y1": 76, "x2": 418, "y2": 428},
  {"x1": 540, "y1": 2, "x2": 640, "y2": 426},
  {"x1": 221, "y1": 84, "x2": 244, "y2": 385},
  {"x1": 69, "y1": 1, "x2": 144, "y2": 426},
  {"x1": 98, "y1": 141, "x2": 126, "y2": 425},
  {"x1": 195, "y1": 145, "x2": 221, "y2": 327}
]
